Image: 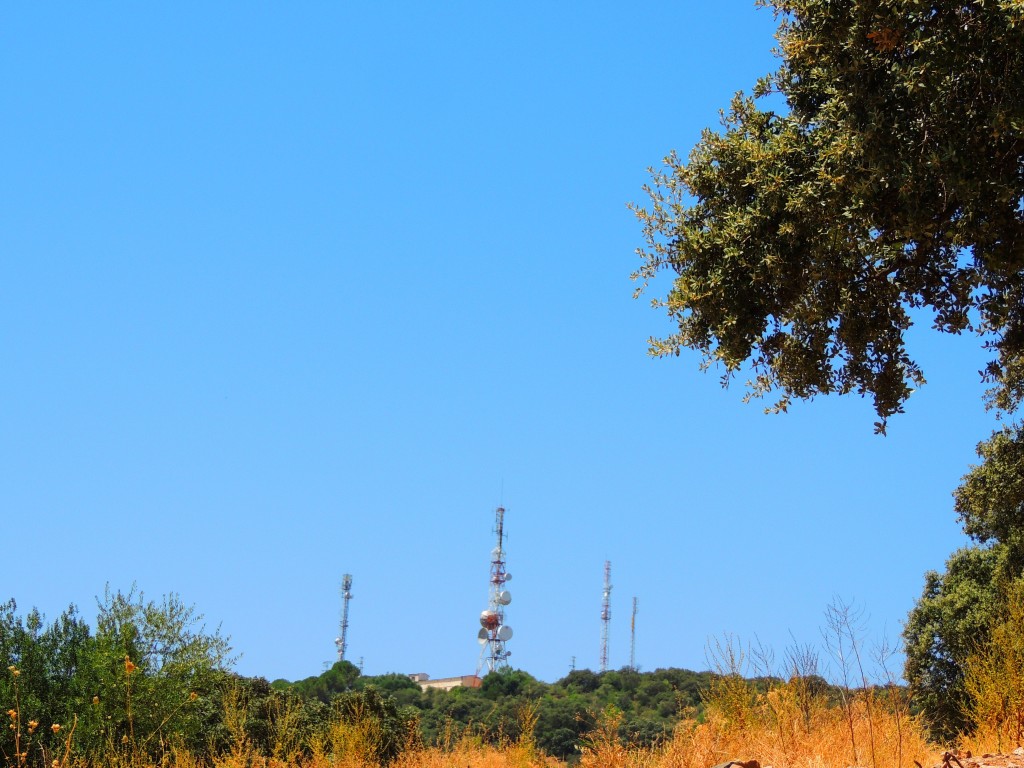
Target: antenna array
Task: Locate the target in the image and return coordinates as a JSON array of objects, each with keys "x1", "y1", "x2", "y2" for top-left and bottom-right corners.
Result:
[
  {"x1": 477, "y1": 506, "x2": 513, "y2": 674},
  {"x1": 334, "y1": 574, "x2": 353, "y2": 662}
]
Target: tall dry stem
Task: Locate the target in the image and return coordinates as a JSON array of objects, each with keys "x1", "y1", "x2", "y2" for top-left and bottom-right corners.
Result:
[
  {"x1": 704, "y1": 635, "x2": 756, "y2": 735},
  {"x1": 823, "y1": 598, "x2": 866, "y2": 765},
  {"x1": 961, "y1": 579, "x2": 1024, "y2": 753}
]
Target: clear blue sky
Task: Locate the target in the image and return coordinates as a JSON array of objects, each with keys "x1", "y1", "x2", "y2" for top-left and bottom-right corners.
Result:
[{"x1": 1, "y1": 2, "x2": 991, "y2": 685}]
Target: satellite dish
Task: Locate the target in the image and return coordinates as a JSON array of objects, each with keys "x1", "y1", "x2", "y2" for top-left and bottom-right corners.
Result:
[
  {"x1": 503, "y1": 573, "x2": 512, "y2": 582},
  {"x1": 497, "y1": 625, "x2": 513, "y2": 641},
  {"x1": 497, "y1": 590, "x2": 511, "y2": 605},
  {"x1": 479, "y1": 610, "x2": 500, "y2": 629},
  {"x1": 477, "y1": 628, "x2": 489, "y2": 645},
  {"x1": 491, "y1": 546, "x2": 503, "y2": 557}
]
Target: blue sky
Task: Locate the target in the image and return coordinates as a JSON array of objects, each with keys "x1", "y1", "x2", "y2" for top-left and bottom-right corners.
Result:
[{"x1": 0, "y1": 2, "x2": 992, "y2": 685}]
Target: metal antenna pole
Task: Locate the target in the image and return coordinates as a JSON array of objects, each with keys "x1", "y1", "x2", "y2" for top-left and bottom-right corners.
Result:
[
  {"x1": 630, "y1": 596, "x2": 639, "y2": 671},
  {"x1": 335, "y1": 574, "x2": 353, "y2": 662},
  {"x1": 600, "y1": 561, "x2": 612, "y2": 672}
]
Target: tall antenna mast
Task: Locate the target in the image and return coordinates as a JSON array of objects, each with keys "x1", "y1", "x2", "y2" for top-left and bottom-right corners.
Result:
[
  {"x1": 477, "y1": 506, "x2": 513, "y2": 674},
  {"x1": 630, "y1": 596, "x2": 639, "y2": 671},
  {"x1": 600, "y1": 560, "x2": 612, "y2": 672},
  {"x1": 334, "y1": 574, "x2": 353, "y2": 662}
]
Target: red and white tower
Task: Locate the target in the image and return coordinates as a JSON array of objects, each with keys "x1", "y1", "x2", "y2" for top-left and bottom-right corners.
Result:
[{"x1": 477, "y1": 506, "x2": 513, "y2": 674}]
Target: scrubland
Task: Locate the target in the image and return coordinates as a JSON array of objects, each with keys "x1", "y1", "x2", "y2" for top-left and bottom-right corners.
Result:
[
  {"x1": 7, "y1": 591, "x2": 1024, "y2": 768},
  {"x1": 0, "y1": 661, "x2": 963, "y2": 768}
]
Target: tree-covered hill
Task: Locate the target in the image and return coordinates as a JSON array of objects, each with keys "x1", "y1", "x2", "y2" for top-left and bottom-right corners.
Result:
[
  {"x1": 273, "y1": 662, "x2": 719, "y2": 760},
  {"x1": 0, "y1": 593, "x2": 878, "y2": 765}
]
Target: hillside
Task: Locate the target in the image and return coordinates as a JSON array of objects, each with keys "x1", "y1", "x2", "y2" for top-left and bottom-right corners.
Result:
[{"x1": 274, "y1": 662, "x2": 756, "y2": 760}]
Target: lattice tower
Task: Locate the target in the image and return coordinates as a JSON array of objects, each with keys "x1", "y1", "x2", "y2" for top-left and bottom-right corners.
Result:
[
  {"x1": 477, "y1": 506, "x2": 513, "y2": 674},
  {"x1": 335, "y1": 574, "x2": 353, "y2": 662},
  {"x1": 600, "y1": 560, "x2": 612, "y2": 672},
  {"x1": 630, "y1": 596, "x2": 638, "y2": 671}
]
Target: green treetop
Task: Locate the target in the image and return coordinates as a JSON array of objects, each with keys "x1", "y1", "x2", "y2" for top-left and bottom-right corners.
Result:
[{"x1": 633, "y1": 0, "x2": 1024, "y2": 430}]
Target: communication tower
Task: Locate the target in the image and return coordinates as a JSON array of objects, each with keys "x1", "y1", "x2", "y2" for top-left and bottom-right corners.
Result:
[
  {"x1": 600, "y1": 561, "x2": 612, "y2": 672},
  {"x1": 334, "y1": 574, "x2": 353, "y2": 662},
  {"x1": 630, "y1": 597, "x2": 639, "y2": 671},
  {"x1": 477, "y1": 506, "x2": 513, "y2": 674}
]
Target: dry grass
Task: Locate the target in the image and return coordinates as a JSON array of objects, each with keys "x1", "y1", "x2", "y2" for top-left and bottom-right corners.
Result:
[
  {"x1": 655, "y1": 694, "x2": 939, "y2": 768},
  {"x1": 201, "y1": 697, "x2": 556, "y2": 768},
  {"x1": 204, "y1": 720, "x2": 557, "y2": 768},
  {"x1": 2, "y1": 702, "x2": 945, "y2": 768},
  {"x1": 958, "y1": 581, "x2": 1024, "y2": 756},
  {"x1": 0, "y1": 654, "x2": 957, "y2": 768},
  {"x1": 574, "y1": 680, "x2": 941, "y2": 768}
]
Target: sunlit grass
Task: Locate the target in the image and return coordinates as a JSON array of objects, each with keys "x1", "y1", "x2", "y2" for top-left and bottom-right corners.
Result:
[{"x1": 0, "y1": 649, "x2": 980, "y2": 768}]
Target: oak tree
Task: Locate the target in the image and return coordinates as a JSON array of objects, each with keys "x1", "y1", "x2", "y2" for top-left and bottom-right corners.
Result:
[
  {"x1": 632, "y1": 0, "x2": 1024, "y2": 431},
  {"x1": 904, "y1": 425, "x2": 1024, "y2": 739}
]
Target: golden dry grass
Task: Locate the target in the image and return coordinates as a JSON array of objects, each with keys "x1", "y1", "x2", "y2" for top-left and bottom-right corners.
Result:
[
  {"x1": 13, "y1": 704, "x2": 946, "y2": 768},
  {"x1": 203, "y1": 683, "x2": 945, "y2": 768},
  {"x1": 652, "y1": 698, "x2": 939, "y2": 768},
  {"x1": 574, "y1": 683, "x2": 942, "y2": 768},
  {"x1": 202, "y1": 726, "x2": 558, "y2": 768}
]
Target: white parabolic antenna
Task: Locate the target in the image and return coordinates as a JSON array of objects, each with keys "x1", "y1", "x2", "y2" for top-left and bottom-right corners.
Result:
[
  {"x1": 477, "y1": 628, "x2": 488, "y2": 644},
  {"x1": 480, "y1": 610, "x2": 499, "y2": 628},
  {"x1": 497, "y1": 625, "x2": 513, "y2": 642},
  {"x1": 497, "y1": 590, "x2": 511, "y2": 605},
  {"x1": 503, "y1": 573, "x2": 512, "y2": 581}
]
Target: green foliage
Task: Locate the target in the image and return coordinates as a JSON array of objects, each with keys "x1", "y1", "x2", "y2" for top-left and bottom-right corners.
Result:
[
  {"x1": 905, "y1": 427, "x2": 1024, "y2": 741},
  {"x1": 0, "y1": 593, "x2": 866, "y2": 764},
  {"x1": 632, "y1": 0, "x2": 1024, "y2": 430},
  {"x1": 1, "y1": 588, "x2": 234, "y2": 766},
  {"x1": 962, "y1": 579, "x2": 1024, "y2": 750},
  {"x1": 0, "y1": 602, "x2": 91, "y2": 766},
  {"x1": 629, "y1": 0, "x2": 1024, "y2": 748},
  {"x1": 328, "y1": 686, "x2": 418, "y2": 765},
  {"x1": 904, "y1": 550, "x2": 993, "y2": 740},
  {"x1": 481, "y1": 669, "x2": 543, "y2": 700},
  {"x1": 954, "y1": 424, "x2": 1024, "y2": 549},
  {"x1": 267, "y1": 664, "x2": 716, "y2": 761},
  {"x1": 80, "y1": 586, "x2": 234, "y2": 758},
  {"x1": 281, "y1": 660, "x2": 361, "y2": 703}
]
